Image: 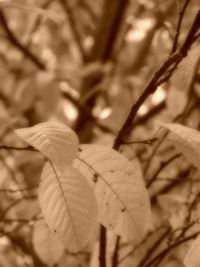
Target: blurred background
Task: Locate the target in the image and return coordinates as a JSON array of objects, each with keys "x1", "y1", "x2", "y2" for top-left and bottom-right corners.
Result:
[{"x1": 0, "y1": 0, "x2": 199, "y2": 266}]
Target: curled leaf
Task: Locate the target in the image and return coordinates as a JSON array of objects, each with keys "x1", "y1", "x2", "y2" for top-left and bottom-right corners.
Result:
[
  {"x1": 15, "y1": 122, "x2": 79, "y2": 167},
  {"x1": 161, "y1": 123, "x2": 200, "y2": 170}
]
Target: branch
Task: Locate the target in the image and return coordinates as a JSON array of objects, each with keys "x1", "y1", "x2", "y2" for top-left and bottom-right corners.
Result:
[
  {"x1": 112, "y1": 236, "x2": 120, "y2": 267},
  {"x1": 110, "y1": 10, "x2": 200, "y2": 264},
  {"x1": 0, "y1": 144, "x2": 36, "y2": 151},
  {"x1": 62, "y1": 91, "x2": 114, "y2": 134},
  {"x1": 0, "y1": 9, "x2": 46, "y2": 70},
  {"x1": 143, "y1": 231, "x2": 200, "y2": 267},
  {"x1": 147, "y1": 153, "x2": 181, "y2": 188},
  {"x1": 99, "y1": 225, "x2": 107, "y2": 267},
  {"x1": 171, "y1": 0, "x2": 191, "y2": 54},
  {"x1": 0, "y1": 186, "x2": 37, "y2": 193},
  {"x1": 58, "y1": 0, "x2": 85, "y2": 60},
  {"x1": 113, "y1": 9, "x2": 200, "y2": 151}
]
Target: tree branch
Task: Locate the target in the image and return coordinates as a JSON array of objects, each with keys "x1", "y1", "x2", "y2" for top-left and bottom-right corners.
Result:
[
  {"x1": 58, "y1": 0, "x2": 85, "y2": 60},
  {"x1": 113, "y1": 9, "x2": 200, "y2": 151},
  {"x1": 171, "y1": 0, "x2": 191, "y2": 54},
  {"x1": 0, "y1": 9, "x2": 46, "y2": 70}
]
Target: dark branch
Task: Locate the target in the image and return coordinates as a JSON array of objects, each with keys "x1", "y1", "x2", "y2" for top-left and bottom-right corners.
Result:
[
  {"x1": 0, "y1": 9, "x2": 46, "y2": 70},
  {"x1": 171, "y1": 0, "x2": 191, "y2": 54},
  {"x1": 113, "y1": 9, "x2": 200, "y2": 151}
]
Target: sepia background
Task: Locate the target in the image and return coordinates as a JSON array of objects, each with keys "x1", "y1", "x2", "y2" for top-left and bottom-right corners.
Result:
[{"x1": 0, "y1": 0, "x2": 199, "y2": 267}]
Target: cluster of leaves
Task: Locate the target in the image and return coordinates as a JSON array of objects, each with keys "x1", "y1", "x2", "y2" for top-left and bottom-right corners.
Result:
[
  {"x1": 15, "y1": 122, "x2": 151, "y2": 262},
  {"x1": 0, "y1": 0, "x2": 199, "y2": 267}
]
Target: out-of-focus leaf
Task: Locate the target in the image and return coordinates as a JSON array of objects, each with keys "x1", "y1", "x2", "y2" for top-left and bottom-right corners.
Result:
[
  {"x1": 184, "y1": 235, "x2": 200, "y2": 267},
  {"x1": 161, "y1": 123, "x2": 200, "y2": 170},
  {"x1": 0, "y1": 1, "x2": 62, "y2": 23},
  {"x1": 167, "y1": 46, "x2": 200, "y2": 117}
]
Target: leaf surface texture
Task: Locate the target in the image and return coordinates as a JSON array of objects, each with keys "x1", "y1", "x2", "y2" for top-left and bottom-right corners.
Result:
[
  {"x1": 39, "y1": 162, "x2": 98, "y2": 252},
  {"x1": 74, "y1": 144, "x2": 151, "y2": 241}
]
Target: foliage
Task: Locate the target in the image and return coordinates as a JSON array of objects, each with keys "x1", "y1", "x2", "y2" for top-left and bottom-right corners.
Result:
[{"x1": 0, "y1": 0, "x2": 199, "y2": 267}]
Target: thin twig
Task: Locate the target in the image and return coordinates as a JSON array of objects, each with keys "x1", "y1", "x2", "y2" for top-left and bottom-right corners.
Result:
[
  {"x1": 123, "y1": 138, "x2": 158, "y2": 145},
  {"x1": 171, "y1": 0, "x2": 191, "y2": 54},
  {"x1": 112, "y1": 236, "x2": 120, "y2": 267},
  {"x1": 0, "y1": 186, "x2": 37, "y2": 193},
  {"x1": 147, "y1": 153, "x2": 181, "y2": 188},
  {"x1": 0, "y1": 9, "x2": 46, "y2": 70},
  {"x1": 113, "y1": 9, "x2": 200, "y2": 151},
  {"x1": 0, "y1": 145, "x2": 36, "y2": 151},
  {"x1": 143, "y1": 231, "x2": 200, "y2": 267},
  {"x1": 58, "y1": 0, "x2": 85, "y2": 60},
  {"x1": 110, "y1": 10, "x2": 200, "y2": 265}
]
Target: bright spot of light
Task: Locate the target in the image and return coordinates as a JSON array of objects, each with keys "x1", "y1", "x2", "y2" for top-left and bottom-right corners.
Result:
[
  {"x1": 63, "y1": 101, "x2": 78, "y2": 122},
  {"x1": 0, "y1": 236, "x2": 9, "y2": 248},
  {"x1": 126, "y1": 29, "x2": 146, "y2": 42},
  {"x1": 59, "y1": 81, "x2": 79, "y2": 99},
  {"x1": 41, "y1": 48, "x2": 56, "y2": 70},
  {"x1": 151, "y1": 86, "x2": 166, "y2": 105},
  {"x1": 138, "y1": 104, "x2": 148, "y2": 116},
  {"x1": 126, "y1": 17, "x2": 155, "y2": 43},
  {"x1": 99, "y1": 107, "x2": 112, "y2": 120},
  {"x1": 136, "y1": 17, "x2": 155, "y2": 31},
  {"x1": 84, "y1": 36, "x2": 94, "y2": 50}
]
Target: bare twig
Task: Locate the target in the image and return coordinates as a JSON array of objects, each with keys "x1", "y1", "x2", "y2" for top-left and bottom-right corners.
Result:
[
  {"x1": 0, "y1": 145, "x2": 36, "y2": 151},
  {"x1": 113, "y1": 9, "x2": 200, "y2": 151},
  {"x1": 123, "y1": 138, "x2": 158, "y2": 145},
  {"x1": 0, "y1": 9, "x2": 46, "y2": 70},
  {"x1": 0, "y1": 186, "x2": 37, "y2": 193},
  {"x1": 110, "y1": 10, "x2": 200, "y2": 265},
  {"x1": 147, "y1": 153, "x2": 181, "y2": 188},
  {"x1": 58, "y1": 0, "x2": 85, "y2": 60},
  {"x1": 143, "y1": 231, "x2": 200, "y2": 267},
  {"x1": 171, "y1": 0, "x2": 191, "y2": 54},
  {"x1": 112, "y1": 236, "x2": 120, "y2": 267}
]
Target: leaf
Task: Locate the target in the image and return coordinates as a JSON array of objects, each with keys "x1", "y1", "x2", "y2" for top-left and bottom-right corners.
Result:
[
  {"x1": 161, "y1": 123, "x2": 200, "y2": 170},
  {"x1": 74, "y1": 144, "x2": 151, "y2": 241},
  {"x1": 0, "y1": 1, "x2": 62, "y2": 23},
  {"x1": 15, "y1": 122, "x2": 79, "y2": 167},
  {"x1": 39, "y1": 162, "x2": 98, "y2": 252},
  {"x1": 184, "y1": 235, "x2": 200, "y2": 267},
  {"x1": 33, "y1": 220, "x2": 64, "y2": 266},
  {"x1": 167, "y1": 46, "x2": 200, "y2": 117}
]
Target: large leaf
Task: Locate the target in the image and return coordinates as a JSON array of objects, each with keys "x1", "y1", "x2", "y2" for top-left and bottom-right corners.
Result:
[
  {"x1": 33, "y1": 220, "x2": 64, "y2": 266},
  {"x1": 161, "y1": 123, "x2": 200, "y2": 170},
  {"x1": 184, "y1": 235, "x2": 200, "y2": 267},
  {"x1": 74, "y1": 144, "x2": 151, "y2": 241},
  {"x1": 15, "y1": 122, "x2": 79, "y2": 167},
  {"x1": 39, "y1": 162, "x2": 98, "y2": 252}
]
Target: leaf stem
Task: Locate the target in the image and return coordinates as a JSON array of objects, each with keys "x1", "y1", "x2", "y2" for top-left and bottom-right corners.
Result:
[{"x1": 99, "y1": 225, "x2": 107, "y2": 267}]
